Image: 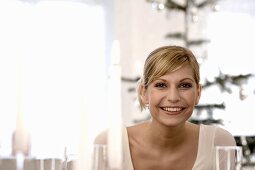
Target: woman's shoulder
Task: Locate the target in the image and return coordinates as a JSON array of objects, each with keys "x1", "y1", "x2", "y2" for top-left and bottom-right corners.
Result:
[
  {"x1": 200, "y1": 124, "x2": 236, "y2": 146},
  {"x1": 126, "y1": 122, "x2": 148, "y2": 145},
  {"x1": 214, "y1": 125, "x2": 236, "y2": 146},
  {"x1": 127, "y1": 122, "x2": 147, "y2": 136}
]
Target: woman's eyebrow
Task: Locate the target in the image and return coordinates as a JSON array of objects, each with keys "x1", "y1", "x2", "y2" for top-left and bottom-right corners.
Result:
[
  {"x1": 179, "y1": 78, "x2": 195, "y2": 82},
  {"x1": 155, "y1": 77, "x2": 194, "y2": 82},
  {"x1": 154, "y1": 78, "x2": 167, "y2": 82}
]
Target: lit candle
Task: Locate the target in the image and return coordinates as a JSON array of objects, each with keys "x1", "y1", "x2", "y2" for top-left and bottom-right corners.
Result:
[{"x1": 107, "y1": 40, "x2": 122, "y2": 169}]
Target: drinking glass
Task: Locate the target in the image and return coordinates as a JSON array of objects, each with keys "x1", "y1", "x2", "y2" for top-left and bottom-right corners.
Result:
[
  {"x1": 30, "y1": 158, "x2": 63, "y2": 170},
  {"x1": 92, "y1": 144, "x2": 108, "y2": 170},
  {"x1": 215, "y1": 146, "x2": 243, "y2": 170},
  {"x1": 0, "y1": 157, "x2": 17, "y2": 170}
]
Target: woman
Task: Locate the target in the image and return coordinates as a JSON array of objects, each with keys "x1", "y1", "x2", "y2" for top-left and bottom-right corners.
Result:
[{"x1": 95, "y1": 45, "x2": 236, "y2": 170}]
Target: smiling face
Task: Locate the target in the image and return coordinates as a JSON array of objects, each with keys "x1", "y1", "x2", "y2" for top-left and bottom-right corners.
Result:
[
  {"x1": 141, "y1": 63, "x2": 201, "y2": 127},
  {"x1": 137, "y1": 46, "x2": 201, "y2": 111}
]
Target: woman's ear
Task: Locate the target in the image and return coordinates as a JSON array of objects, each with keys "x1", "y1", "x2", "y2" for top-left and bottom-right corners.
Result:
[
  {"x1": 140, "y1": 84, "x2": 149, "y2": 104},
  {"x1": 195, "y1": 84, "x2": 202, "y2": 105}
]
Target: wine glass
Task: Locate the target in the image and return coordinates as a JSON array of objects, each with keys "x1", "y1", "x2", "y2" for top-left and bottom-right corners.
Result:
[
  {"x1": 215, "y1": 146, "x2": 243, "y2": 170},
  {"x1": 92, "y1": 144, "x2": 108, "y2": 170}
]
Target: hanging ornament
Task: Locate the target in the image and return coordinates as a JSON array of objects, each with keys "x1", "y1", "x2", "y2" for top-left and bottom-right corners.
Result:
[
  {"x1": 151, "y1": 0, "x2": 165, "y2": 11},
  {"x1": 212, "y1": 3, "x2": 220, "y2": 11}
]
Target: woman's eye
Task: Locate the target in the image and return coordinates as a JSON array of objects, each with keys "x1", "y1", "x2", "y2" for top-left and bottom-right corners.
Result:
[
  {"x1": 179, "y1": 83, "x2": 192, "y2": 89},
  {"x1": 154, "y1": 82, "x2": 167, "y2": 88}
]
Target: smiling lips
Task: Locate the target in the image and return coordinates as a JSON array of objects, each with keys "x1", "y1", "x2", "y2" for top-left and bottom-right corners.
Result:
[{"x1": 161, "y1": 107, "x2": 184, "y2": 115}]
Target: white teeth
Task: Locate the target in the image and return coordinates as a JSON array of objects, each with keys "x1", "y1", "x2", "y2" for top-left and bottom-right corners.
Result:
[{"x1": 162, "y1": 107, "x2": 182, "y2": 112}]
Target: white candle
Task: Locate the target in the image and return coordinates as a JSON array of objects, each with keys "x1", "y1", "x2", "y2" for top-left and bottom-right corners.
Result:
[
  {"x1": 12, "y1": 59, "x2": 30, "y2": 158},
  {"x1": 107, "y1": 40, "x2": 122, "y2": 169},
  {"x1": 78, "y1": 96, "x2": 92, "y2": 170}
]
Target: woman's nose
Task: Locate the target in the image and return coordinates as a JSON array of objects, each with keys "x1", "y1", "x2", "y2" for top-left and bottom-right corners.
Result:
[{"x1": 167, "y1": 88, "x2": 181, "y2": 102}]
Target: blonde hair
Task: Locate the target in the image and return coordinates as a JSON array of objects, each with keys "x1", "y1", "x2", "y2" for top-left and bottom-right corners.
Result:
[{"x1": 137, "y1": 45, "x2": 200, "y2": 111}]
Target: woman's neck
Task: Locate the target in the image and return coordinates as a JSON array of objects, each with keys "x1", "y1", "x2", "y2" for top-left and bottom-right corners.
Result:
[{"x1": 144, "y1": 120, "x2": 191, "y2": 150}]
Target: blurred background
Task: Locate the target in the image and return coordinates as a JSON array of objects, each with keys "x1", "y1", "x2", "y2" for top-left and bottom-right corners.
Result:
[{"x1": 0, "y1": 0, "x2": 255, "y2": 169}]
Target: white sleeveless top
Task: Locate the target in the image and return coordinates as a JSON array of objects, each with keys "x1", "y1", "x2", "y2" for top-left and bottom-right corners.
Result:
[{"x1": 121, "y1": 124, "x2": 236, "y2": 170}]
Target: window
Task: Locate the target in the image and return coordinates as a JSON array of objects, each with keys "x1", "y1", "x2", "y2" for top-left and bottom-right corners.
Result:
[{"x1": 0, "y1": 0, "x2": 108, "y2": 158}]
